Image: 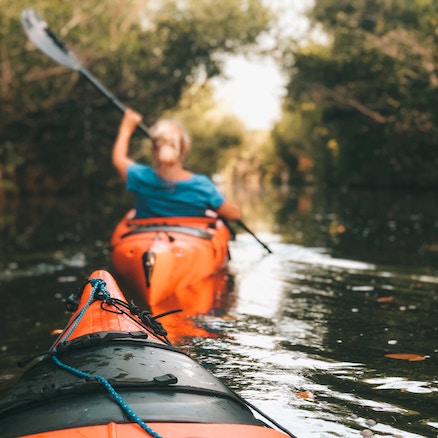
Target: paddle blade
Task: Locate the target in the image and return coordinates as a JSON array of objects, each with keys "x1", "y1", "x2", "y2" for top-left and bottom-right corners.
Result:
[{"x1": 21, "y1": 9, "x2": 82, "y2": 71}]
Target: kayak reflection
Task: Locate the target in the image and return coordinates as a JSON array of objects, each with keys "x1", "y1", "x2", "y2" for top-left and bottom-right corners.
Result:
[{"x1": 150, "y1": 269, "x2": 234, "y2": 344}]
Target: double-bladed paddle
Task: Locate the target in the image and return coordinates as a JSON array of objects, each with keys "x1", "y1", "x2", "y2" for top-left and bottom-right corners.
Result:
[{"x1": 21, "y1": 9, "x2": 273, "y2": 254}]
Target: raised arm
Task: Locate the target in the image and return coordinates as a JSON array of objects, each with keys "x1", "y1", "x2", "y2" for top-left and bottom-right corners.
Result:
[{"x1": 112, "y1": 109, "x2": 143, "y2": 181}]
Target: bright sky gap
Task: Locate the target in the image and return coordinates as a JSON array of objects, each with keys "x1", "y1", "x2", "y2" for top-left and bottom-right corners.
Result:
[{"x1": 212, "y1": 0, "x2": 312, "y2": 130}]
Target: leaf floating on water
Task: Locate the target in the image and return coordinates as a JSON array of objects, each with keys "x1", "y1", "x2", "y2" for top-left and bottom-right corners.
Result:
[
  {"x1": 385, "y1": 353, "x2": 426, "y2": 361},
  {"x1": 295, "y1": 391, "x2": 315, "y2": 401},
  {"x1": 329, "y1": 221, "x2": 346, "y2": 236},
  {"x1": 221, "y1": 314, "x2": 237, "y2": 321},
  {"x1": 377, "y1": 296, "x2": 394, "y2": 303},
  {"x1": 336, "y1": 225, "x2": 346, "y2": 234},
  {"x1": 51, "y1": 329, "x2": 63, "y2": 335}
]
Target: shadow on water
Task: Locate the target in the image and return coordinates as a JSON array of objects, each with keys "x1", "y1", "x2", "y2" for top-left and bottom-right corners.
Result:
[{"x1": 0, "y1": 185, "x2": 437, "y2": 437}]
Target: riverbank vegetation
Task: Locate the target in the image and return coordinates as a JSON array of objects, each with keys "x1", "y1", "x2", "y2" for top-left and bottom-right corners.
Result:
[
  {"x1": 1, "y1": 0, "x2": 437, "y2": 194},
  {"x1": 275, "y1": 0, "x2": 438, "y2": 188}
]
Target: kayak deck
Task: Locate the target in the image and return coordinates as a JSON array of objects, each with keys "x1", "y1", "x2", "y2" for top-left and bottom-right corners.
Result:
[{"x1": 0, "y1": 339, "x2": 266, "y2": 436}]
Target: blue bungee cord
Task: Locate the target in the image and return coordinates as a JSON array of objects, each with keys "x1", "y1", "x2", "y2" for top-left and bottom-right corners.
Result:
[{"x1": 51, "y1": 278, "x2": 164, "y2": 438}]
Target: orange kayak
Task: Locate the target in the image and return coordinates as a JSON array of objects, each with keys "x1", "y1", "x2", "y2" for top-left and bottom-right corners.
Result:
[
  {"x1": 0, "y1": 270, "x2": 294, "y2": 438},
  {"x1": 110, "y1": 210, "x2": 231, "y2": 306}
]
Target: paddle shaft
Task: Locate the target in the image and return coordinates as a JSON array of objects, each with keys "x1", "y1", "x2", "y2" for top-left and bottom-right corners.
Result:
[
  {"x1": 229, "y1": 388, "x2": 296, "y2": 437},
  {"x1": 78, "y1": 66, "x2": 151, "y2": 137},
  {"x1": 237, "y1": 220, "x2": 273, "y2": 254},
  {"x1": 221, "y1": 218, "x2": 273, "y2": 254}
]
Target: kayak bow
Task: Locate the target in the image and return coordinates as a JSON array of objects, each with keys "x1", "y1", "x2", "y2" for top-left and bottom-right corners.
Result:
[{"x1": 0, "y1": 270, "x2": 294, "y2": 438}]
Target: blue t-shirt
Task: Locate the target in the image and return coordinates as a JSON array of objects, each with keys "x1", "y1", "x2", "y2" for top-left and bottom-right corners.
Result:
[{"x1": 126, "y1": 163, "x2": 225, "y2": 218}]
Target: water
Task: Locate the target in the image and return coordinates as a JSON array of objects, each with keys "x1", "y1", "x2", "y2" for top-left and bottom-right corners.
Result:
[{"x1": 0, "y1": 186, "x2": 437, "y2": 437}]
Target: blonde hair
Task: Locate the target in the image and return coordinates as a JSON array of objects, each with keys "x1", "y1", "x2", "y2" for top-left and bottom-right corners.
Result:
[{"x1": 150, "y1": 118, "x2": 191, "y2": 164}]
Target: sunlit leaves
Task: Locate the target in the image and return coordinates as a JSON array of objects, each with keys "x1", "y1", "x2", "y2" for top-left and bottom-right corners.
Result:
[{"x1": 276, "y1": 0, "x2": 438, "y2": 187}]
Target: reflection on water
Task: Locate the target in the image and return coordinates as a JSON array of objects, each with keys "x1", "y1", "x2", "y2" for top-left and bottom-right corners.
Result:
[
  {"x1": 194, "y1": 240, "x2": 438, "y2": 437},
  {"x1": 0, "y1": 186, "x2": 437, "y2": 437},
  {"x1": 148, "y1": 269, "x2": 234, "y2": 344},
  {"x1": 225, "y1": 184, "x2": 438, "y2": 273}
]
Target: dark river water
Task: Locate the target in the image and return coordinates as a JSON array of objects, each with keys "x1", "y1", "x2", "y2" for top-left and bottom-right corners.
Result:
[{"x1": 0, "y1": 185, "x2": 437, "y2": 437}]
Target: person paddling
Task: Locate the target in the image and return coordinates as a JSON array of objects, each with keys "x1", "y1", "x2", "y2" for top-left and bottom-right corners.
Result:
[{"x1": 112, "y1": 108, "x2": 242, "y2": 220}]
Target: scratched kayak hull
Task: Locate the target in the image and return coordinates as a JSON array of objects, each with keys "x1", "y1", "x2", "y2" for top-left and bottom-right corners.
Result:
[
  {"x1": 0, "y1": 270, "x2": 291, "y2": 438},
  {"x1": 110, "y1": 210, "x2": 231, "y2": 306}
]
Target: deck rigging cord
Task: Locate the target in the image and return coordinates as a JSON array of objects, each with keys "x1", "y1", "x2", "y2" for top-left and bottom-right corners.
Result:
[{"x1": 52, "y1": 278, "x2": 164, "y2": 438}]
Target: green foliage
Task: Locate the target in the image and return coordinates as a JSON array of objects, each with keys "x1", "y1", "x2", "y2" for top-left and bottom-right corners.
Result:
[
  {"x1": 0, "y1": 0, "x2": 272, "y2": 193},
  {"x1": 276, "y1": 0, "x2": 438, "y2": 187}
]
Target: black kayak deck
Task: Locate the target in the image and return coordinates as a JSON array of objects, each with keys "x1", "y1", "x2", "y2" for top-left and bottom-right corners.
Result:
[{"x1": 0, "y1": 332, "x2": 262, "y2": 437}]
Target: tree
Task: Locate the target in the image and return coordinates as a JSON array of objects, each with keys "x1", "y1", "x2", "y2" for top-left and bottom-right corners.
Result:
[
  {"x1": 277, "y1": 0, "x2": 438, "y2": 187},
  {"x1": 0, "y1": 0, "x2": 274, "y2": 193}
]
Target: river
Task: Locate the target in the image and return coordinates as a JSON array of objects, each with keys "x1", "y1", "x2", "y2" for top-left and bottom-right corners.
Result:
[{"x1": 0, "y1": 185, "x2": 437, "y2": 437}]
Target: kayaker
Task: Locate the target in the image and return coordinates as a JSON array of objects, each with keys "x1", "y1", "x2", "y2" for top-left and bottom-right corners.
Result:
[{"x1": 112, "y1": 108, "x2": 242, "y2": 220}]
